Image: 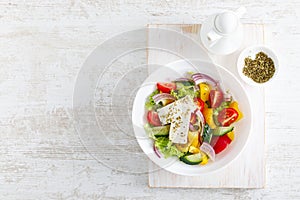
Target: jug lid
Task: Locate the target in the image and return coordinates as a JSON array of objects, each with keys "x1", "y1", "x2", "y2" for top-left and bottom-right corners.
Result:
[{"x1": 215, "y1": 12, "x2": 238, "y2": 34}]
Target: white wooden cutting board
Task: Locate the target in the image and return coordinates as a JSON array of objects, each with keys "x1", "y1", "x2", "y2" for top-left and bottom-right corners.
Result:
[{"x1": 147, "y1": 24, "x2": 265, "y2": 188}]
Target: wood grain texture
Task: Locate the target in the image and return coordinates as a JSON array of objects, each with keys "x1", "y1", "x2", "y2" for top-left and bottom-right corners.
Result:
[{"x1": 0, "y1": 0, "x2": 299, "y2": 199}]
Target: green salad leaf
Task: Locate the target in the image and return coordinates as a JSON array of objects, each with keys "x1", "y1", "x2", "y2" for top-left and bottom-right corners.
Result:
[
  {"x1": 154, "y1": 137, "x2": 184, "y2": 158},
  {"x1": 144, "y1": 123, "x2": 157, "y2": 140},
  {"x1": 145, "y1": 89, "x2": 159, "y2": 110},
  {"x1": 171, "y1": 83, "x2": 199, "y2": 99}
]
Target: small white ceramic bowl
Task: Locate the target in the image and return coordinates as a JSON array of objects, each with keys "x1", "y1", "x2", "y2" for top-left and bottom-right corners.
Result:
[{"x1": 237, "y1": 45, "x2": 279, "y2": 86}]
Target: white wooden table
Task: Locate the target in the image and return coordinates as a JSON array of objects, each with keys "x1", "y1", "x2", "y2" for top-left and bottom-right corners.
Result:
[{"x1": 0, "y1": 1, "x2": 299, "y2": 199}]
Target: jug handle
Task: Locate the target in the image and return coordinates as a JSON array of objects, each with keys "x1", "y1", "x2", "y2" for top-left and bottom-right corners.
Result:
[
  {"x1": 207, "y1": 29, "x2": 222, "y2": 47},
  {"x1": 235, "y1": 6, "x2": 246, "y2": 18}
]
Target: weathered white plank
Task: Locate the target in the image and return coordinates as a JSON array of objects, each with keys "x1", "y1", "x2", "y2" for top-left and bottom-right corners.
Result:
[{"x1": 0, "y1": 0, "x2": 299, "y2": 199}]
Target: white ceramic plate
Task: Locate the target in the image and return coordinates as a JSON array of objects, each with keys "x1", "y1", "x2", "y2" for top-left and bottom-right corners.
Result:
[
  {"x1": 132, "y1": 59, "x2": 252, "y2": 176},
  {"x1": 237, "y1": 45, "x2": 279, "y2": 86}
]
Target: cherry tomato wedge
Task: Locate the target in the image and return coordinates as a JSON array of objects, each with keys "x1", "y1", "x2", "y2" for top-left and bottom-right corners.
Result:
[
  {"x1": 210, "y1": 134, "x2": 232, "y2": 154},
  {"x1": 157, "y1": 82, "x2": 176, "y2": 93},
  {"x1": 194, "y1": 97, "x2": 205, "y2": 112},
  {"x1": 217, "y1": 108, "x2": 239, "y2": 126},
  {"x1": 209, "y1": 90, "x2": 223, "y2": 108},
  {"x1": 147, "y1": 111, "x2": 162, "y2": 126}
]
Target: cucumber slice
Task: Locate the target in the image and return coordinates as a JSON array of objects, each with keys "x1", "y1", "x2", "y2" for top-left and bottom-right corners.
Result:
[
  {"x1": 213, "y1": 126, "x2": 234, "y2": 136},
  {"x1": 151, "y1": 125, "x2": 170, "y2": 137},
  {"x1": 180, "y1": 153, "x2": 202, "y2": 165}
]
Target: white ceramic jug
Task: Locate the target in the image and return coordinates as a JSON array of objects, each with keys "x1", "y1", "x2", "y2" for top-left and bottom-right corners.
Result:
[{"x1": 200, "y1": 7, "x2": 246, "y2": 55}]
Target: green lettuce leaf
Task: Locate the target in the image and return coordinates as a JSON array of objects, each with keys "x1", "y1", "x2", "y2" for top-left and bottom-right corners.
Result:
[
  {"x1": 144, "y1": 123, "x2": 156, "y2": 140},
  {"x1": 170, "y1": 83, "x2": 199, "y2": 99},
  {"x1": 145, "y1": 89, "x2": 159, "y2": 110},
  {"x1": 154, "y1": 137, "x2": 184, "y2": 158}
]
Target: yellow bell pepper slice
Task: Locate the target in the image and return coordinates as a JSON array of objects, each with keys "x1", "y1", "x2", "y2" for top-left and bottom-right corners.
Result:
[
  {"x1": 199, "y1": 83, "x2": 210, "y2": 102},
  {"x1": 189, "y1": 146, "x2": 200, "y2": 154},
  {"x1": 229, "y1": 101, "x2": 243, "y2": 121},
  {"x1": 161, "y1": 99, "x2": 175, "y2": 106},
  {"x1": 227, "y1": 131, "x2": 234, "y2": 141},
  {"x1": 189, "y1": 131, "x2": 199, "y2": 148},
  {"x1": 203, "y1": 107, "x2": 216, "y2": 129},
  {"x1": 200, "y1": 152, "x2": 208, "y2": 165},
  {"x1": 175, "y1": 131, "x2": 199, "y2": 153}
]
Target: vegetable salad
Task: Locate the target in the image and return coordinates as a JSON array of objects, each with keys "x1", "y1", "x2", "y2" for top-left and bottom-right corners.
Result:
[{"x1": 144, "y1": 72, "x2": 243, "y2": 165}]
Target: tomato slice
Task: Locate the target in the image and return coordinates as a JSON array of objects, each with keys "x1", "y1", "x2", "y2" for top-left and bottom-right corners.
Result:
[
  {"x1": 211, "y1": 134, "x2": 232, "y2": 154},
  {"x1": 209, "y1": 90, "x2": 223, "y2": 108},
  {"x1": 157, "y1": 82, "x2": 176, "y2": 93},
  {"x1": 217, "y1": 108, "x2": 239, "y2": 126},
  {"x1": 147, "y1": 111, "x2": 162, "y2": 126},
  {"x1": 194, "y1": 97, "x2": 205, "y2": 112}
]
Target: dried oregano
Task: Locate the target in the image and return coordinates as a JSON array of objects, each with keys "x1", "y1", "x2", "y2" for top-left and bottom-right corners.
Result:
[{"x1": 242, "y1": 51, "x2": 276, "y2": 83}]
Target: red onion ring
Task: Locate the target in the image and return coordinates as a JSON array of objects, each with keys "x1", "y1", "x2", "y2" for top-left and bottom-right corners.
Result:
[
  {"x1": 191, "y1": 73, "x2": 218, "y2": 86},
  {"x1": 152, "y1": 93, "x2": 176, "y2": 104},
  {"x1": 195, "y1": 109, "x2": 205, "y2": 136},
  {"x1": 200, "y1": 142, "x2": 215, "y2": 161},
  {"x1": 153, "y1": 143, "x2": 161, "y2": 158},
  {"x1": 189, "y1": 123, "x2": 197, "y2": 132}
]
